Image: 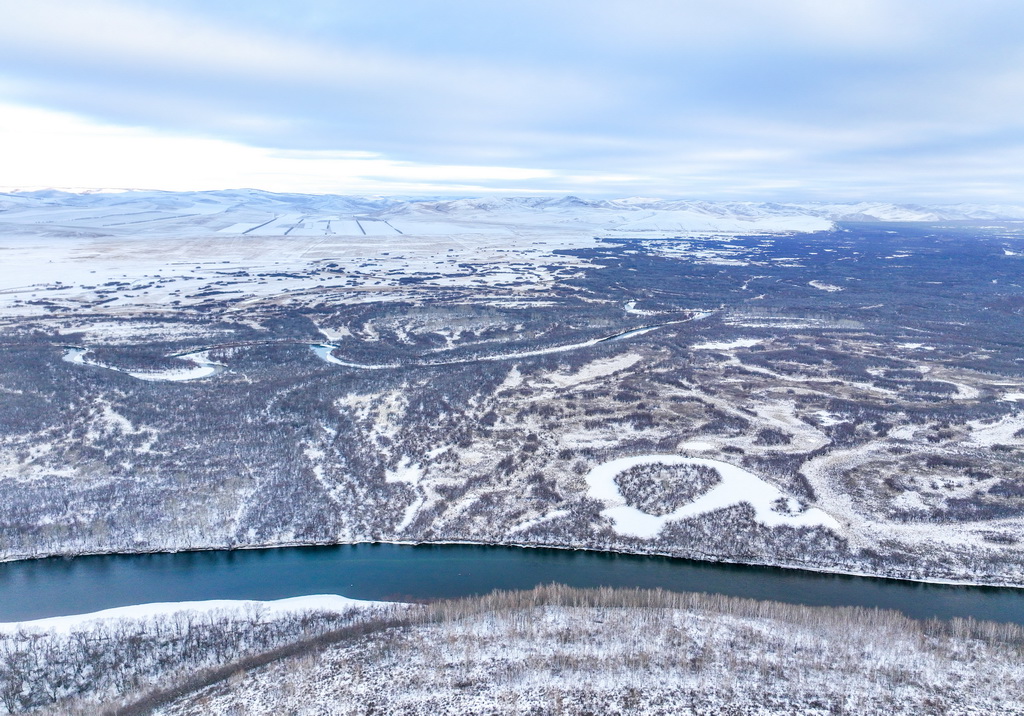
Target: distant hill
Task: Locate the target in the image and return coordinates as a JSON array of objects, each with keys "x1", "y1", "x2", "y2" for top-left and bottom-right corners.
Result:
[{"x1": 1, "y1": 188, "x2": 1021, "y2": 238}]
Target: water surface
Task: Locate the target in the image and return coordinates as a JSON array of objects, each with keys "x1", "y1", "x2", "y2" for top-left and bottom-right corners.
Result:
[{"x1": 2, "y1": 543, "x2": 1023, "y2": 624}]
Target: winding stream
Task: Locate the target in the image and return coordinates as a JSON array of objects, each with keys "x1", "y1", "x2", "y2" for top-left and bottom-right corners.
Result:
[
  {"x1": 309, "y1": 314, "x2": 703, "y2": 370},
  {"x1": 60, "y1": 315, "x2": 703, "y2": 381},
  {"x1": 62, "y1": 347, "x2": 226, "y2": 381},
  {"x1": 59, "y1": 315, "x2": 701, "y2": 382}
]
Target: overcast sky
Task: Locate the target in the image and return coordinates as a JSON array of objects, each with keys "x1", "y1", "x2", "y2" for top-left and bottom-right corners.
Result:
[{"x1": 1, "y1": 0, "x2": 1023, "y2": 201}]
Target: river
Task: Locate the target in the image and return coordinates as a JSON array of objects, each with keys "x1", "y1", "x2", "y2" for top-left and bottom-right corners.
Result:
[{"x1": 2, "y1": 543, "x2": 1023, "y2": 624}]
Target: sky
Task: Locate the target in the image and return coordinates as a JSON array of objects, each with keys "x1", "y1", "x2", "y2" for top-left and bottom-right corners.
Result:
[{"x1": 1, "y1": 0, "x2": 1023, "y2": 201}]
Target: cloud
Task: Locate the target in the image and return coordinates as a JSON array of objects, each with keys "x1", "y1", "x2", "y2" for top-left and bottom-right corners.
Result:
[
  {"x1": 0, "y1": 0, "x2": 1022, "y2": 200},
  {"x1": 0, "y1": 1, "x2": 606, "y2": 149},
  {"x1": 0, "y1": 103, "x2": 577, "y2": 194}
]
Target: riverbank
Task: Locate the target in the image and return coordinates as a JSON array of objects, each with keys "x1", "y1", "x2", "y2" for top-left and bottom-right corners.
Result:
[{"x1": 19, "y1": 585, "x2": 1020, "y2": 716}]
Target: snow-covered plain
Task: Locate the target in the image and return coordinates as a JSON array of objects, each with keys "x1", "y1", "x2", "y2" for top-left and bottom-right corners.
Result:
[
  {"x1": 691, "y1": 337, "x2": 762, "y2": 350},
  {"x1": 4, "y1": 189, "x2": 1022, "y2": 324}
]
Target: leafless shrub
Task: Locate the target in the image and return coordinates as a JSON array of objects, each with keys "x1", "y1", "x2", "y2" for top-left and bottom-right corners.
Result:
[{"x1": 614, "y1": 464, "x2": 720, "y2": 515}]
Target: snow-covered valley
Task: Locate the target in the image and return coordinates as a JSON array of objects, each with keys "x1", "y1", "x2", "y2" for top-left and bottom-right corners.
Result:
[
  {"x1": 3, "y1": 191, "x2": 1024, "y2": 587},
  {"x1": 4, "y1": 190, "x2": 1024, "y2": 714}
]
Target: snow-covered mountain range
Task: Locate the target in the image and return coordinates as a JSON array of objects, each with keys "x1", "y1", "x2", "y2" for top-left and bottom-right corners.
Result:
[{"x1": 1, "y1": 189, "x2": 1021, "y2": 239}]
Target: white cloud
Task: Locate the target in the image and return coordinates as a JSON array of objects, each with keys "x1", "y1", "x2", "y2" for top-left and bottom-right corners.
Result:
[
  {"x1": 0, "y1": 103, "x2": 578, "y2": 194},
  {"x1": 561, "y1": 0, "x2": 928, "y2": 54},
  {"x1": 0, "y1": 0, "x2": 604, "y2": 125},
  {"x1": 3, "y1": 101, "x2": 1022, "y2": 201},
  {"x1": 0, "y1": 0, "x2": 1022, "y2": 200}
]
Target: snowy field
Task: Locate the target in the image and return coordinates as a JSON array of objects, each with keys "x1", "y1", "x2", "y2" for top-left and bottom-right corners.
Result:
[
  {"x1": 0, "y1": 227, "x2": 601, "y2": 322},
  {"x1": 148, "y1": 586, "x2": 1024, "y2": 716},
  {"x1": 9, "y1": 585, "x2": 1021, "y2": 714},
  {"x1": 0, "y1": 191, "x2": 835, "y2": 317},
  {"x1": 0, "y1": 191, "x2": 836, "y2": 325},
  {"x1": 0, "y1": 593, "x2": 400, "y2": 715}
]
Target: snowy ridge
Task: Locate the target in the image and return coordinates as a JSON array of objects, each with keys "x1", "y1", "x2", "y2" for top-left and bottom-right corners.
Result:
[
  {"x1": 0, "y1": 190, "x2": 835, "y2": 237},
  {"x1": 377, "y1": 196, "x2": 835, "y2": 234},
  {"x1": 2, "y1": 189, "x2": 1021, "y2": 240},
  {"x1": 790, "y1": 201, "x2": 1024, "y2": 222}
]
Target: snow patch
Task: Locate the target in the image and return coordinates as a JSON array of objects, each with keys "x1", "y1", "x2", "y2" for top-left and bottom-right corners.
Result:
[
  {"x1": 692, "y1": 338, "x2": 762, "y2": 351},
  {"x1": 395, "y1": 497, "x2": 425, "y2": 532},
  {"x1": 425, "y1": 445, "x2": 450, "y2": 459},
  {"x1": 497, "y1": 365, "x2": 523, "y2": 391},
  {"x1": 624, "y1": 300, "x2": 659, "y2": 316},
  {"x1": 386, "y1": 457, "x2": 423, "y2": 486},
  {"x1": 0, "y1": 595, "x2": 389, "y2": 634},
  {"x1": 386, "y1": 457, "x2": 425, "y2": 531},
  {"x1": 967, "y1": 413, "x2": 1024, "y2": 447},
  {"x1": 509, "y1": 509, "x2": 570, "y2": 533},
  {"x1": 317, "y1": 325, "x2": 353, "y2": 341},
  {"x1": 899, "y1": 343, "x2": 935, "y2": 351},
  {"x1": 585, "y1": 455, "x2": 840, "y2": 539},
  {"x1": 63, "y1": 347, "x2": 224, "y2": 381},
  {"x1": 544, "y1": 353, "x2": 643, "y2": 389}
]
